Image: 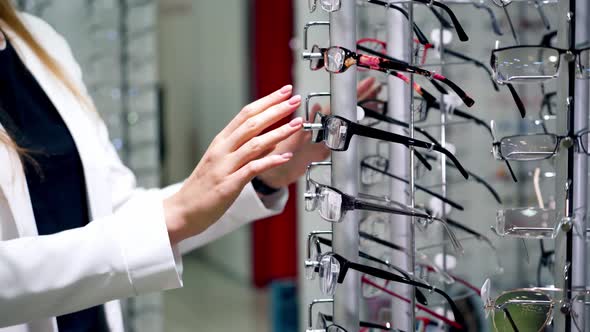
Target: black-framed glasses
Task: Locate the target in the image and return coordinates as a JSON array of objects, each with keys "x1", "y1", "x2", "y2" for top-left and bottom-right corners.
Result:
[
  {"x1": 305, "y1": 231, "x2": 433, "y2": 302},
  {"x1": 306, "y1": 299, "x2": 397, "y2": 332},
  {"x1": 303, "y1": 113, "x2": 470, "y2": 179},
  {"x1": 419, "y1": 153, "x2": 503, "y2": 204},
  {"x1": 491, "y1": 45, "x2": 590, "y2": 83},
  {"x1": 360, "y1": 155, "x2": 465, "y2": 211},
  {"x1": 357, "y1": 97, "x2": 493, "y2": 139},
  {"x1": 361, "y1": 0, "x2": 469, "y2": 42},
  {"x1": 306, "y1": 251, "x2": 466, "y2": 328},
  {"x1": 303, "y1": 45, "x2": 475, "y2": 107},
  {"x1": 305, "y1": 163, "x2": 464, "y2": 252}
]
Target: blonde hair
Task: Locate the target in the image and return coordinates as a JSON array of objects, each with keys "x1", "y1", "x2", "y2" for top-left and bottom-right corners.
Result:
[{"x1": 0, "y1": 0, "x2": 89, "y2": 157}]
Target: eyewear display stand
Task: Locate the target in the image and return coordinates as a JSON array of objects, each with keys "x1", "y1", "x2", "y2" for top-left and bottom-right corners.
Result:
[
  {"x1": 330, "y1": 2, "x2": 360, "y2": 331},
  {"x1": 553, "y1": 0, "x2": 590, "y2": 331}
]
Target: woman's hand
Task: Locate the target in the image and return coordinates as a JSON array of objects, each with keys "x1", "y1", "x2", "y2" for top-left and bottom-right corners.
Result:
[
  {"x1": 163, "y1": 85, "x2": 302, "y2": 245},
  {"x1": 255, "y1": 77, "x2": 382, "y2": 189}
]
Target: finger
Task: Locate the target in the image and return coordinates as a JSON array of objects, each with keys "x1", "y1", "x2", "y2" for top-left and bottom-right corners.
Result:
[
  {"x1": 220, "y1": 84, "x2": 293, "y2": 137},
  {"x1": 225, "y1": 95, "x2": 301, "y2": 151},
  {"x1": 228, "y1": 117, "x2": 303, "y2": 171},
  {"x1": 356, "y1": 76, "x2": 377, "y2": 99},
  {"x1": 231, "y1": 153, "x2": 294, "y2": 188}
]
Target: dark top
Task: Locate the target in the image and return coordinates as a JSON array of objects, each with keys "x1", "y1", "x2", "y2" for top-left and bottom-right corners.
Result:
[{"x1": 0, "y1": 37, "x2": 108, "y2": 331}]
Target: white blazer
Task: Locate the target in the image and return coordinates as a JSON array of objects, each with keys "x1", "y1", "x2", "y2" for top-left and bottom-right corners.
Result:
[{"x1": 0, "y1": 13, "x2": 287, "y2": 332}]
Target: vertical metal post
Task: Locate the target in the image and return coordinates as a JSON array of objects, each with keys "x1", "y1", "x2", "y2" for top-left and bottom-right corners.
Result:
[
  {"x1": 554, "y1": 0, "x2": 582, "y2": 331},
  {"x1": 387, "y1": 5, "x2": 414, "y2": 332},
  {"x1": 330, "y1": 2, "x2": 359, "y2": 331},
  {"x1": 572, "y1": 0, "x2": 589, "y2": 329}
]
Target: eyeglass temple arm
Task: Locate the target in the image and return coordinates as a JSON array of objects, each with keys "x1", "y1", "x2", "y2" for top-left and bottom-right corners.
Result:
[
  {"x1": 504, "y1": 158, "x2": 518, "y2": 182},
  {"x1": 366, "y1": 0, "x2": 429, "y2": 45},
  {"x1": 445, "y1": 217, "x2": 493, "y2": 247},
  {"x1": 361, "y1": 107, "x2": 441, "y2": 145},
  {"x1": 361, "y1": 276, "x2": 463, "y2": 330},
  {"x1": 421, "y1": 152, "x2": 501, "y2": 203},
  {"x1": 350, "y1": 198, "x2": 431, "y2": 219},
  {"x1": 506, "y1": 83, "x2": 526, "y2": 118},
  {"x1": 350, "y1": 123, "x2": 467, "y2": 177},
  {"x1": 356, "y1": 45, "x2": 443, "y2": 101},
  {"x1": 503, "y1": 307, "x2": 521, "y2": 332},
  {"x1": 360, "y1": 161, "x2": 465, "y2": 210},
  {"x1": 320, "y1": 314, "x2": 395, "y2": 332},
  {"x1": 358, "y1": 231, "x2": 406, "y2": 252},
  {"x1": 471, "y1": 1, "x2": 503, "y2": 36},
  {"x1": 347, "y1": 260, "x2": 465, "y2": 327},
  {"x1": 428, "y1": 6, "x2": 452, "y2": 29},
  {"x1": 415, "y1": 0, "x2": 469, "y2": 42},
  {"x1": 443, "y1": 48, "x2": 500, "y2": 91}
]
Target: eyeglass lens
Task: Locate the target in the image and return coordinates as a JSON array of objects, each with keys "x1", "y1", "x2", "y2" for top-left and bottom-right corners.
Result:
[
  {"x1": 319, "y1": 254, "x2": 340, "y2": 295},
  {"x1": 326, "y1": 325, "x2": 347, "y2": 332},
  {"x1": 325, "y1": 47, "x2": 346, "y2": 73},
  {"x1": 496, "y1": 208, "x2": 560, "y2": 239},
  {"x1": 318, "y1": 187, "x2": 344, "y2": 222},
  {"x1": 493, "y1": 291, "x2": 552, "y2": 332},
  {"x1": 494, "y1": 47, "x2": 560, "y2": 83},
  {"x1": 325, "y1": 117, "x2": 349, "y2": 150},
  {"x1": 500, "y1": 134, "x2": 558, "y2": 161}
]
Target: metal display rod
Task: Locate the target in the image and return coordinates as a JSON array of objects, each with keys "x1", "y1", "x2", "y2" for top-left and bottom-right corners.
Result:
[
  {"x1": 386, "y1": 6, "x2": 415, "y2": 331},
  {"x1": 554, "y1": 0, "x2": 589, "y2": 330},
  {"x1": 329, "y1": 1, "x2": 360, "y2": 331}
]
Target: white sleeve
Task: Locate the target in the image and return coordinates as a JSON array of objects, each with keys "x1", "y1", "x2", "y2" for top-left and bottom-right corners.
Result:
[
  {"x1": 0, "y1": 15, "x2": 182, "y2": 327},
  {"x1": 0, "y1": 186, "x2": 182, "y2": 328}
]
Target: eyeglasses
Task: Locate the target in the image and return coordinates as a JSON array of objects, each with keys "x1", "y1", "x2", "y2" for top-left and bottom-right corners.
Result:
[
  {"x1": 306, "y1": 232, "x2": 434, "y2": 301},
  {"x1": 493, "y1": 207, "x2": 573, "y2": 239},
  {"x1": 491, "y1": 45, "x2": 590, "y2": 84},
  {"x1": 305, "y1": 249, "x2": 466, "y2": 327},
  {"x1": 492, "y1": 131, "x2": 590, "y2": 161},
  {"x1": 358, "y1": 97, "x2": 493, "y2": 139},
  {"x1": 361, "y1": 276, "x2": 464, "y2": 330},
  {"x1": 305, "y1": 163, "x2": 464, "y2": 252},
  {"x1": 303, "y1": 45, "x2": 475, "y2": 107},
  {"x1": 360, "y1": 155, "x2": 465, "y2": 211},
  {"x1": 359, "y1": 0, "x2": 469, "y2": 42},
  {"x1": 303, "y1": 113, "x2": 470, "y2": 179},
  {"x1": 492, "y1": 179, "x2": 574, "y2": 239},
  {"x1": 304, "y1": 94, "x2": 436, "y2": 172},
  {"x1": 360, "y1": 213, "x2": 503, "y2": 275},
  {"x1": 306, "y1": 299, "x2": 395, "y2": 332},
  {"x1": 481, "y1": 270, "x2": 590, "y2": 332}
]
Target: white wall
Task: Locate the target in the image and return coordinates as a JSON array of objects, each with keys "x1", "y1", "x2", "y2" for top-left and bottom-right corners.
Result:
[{"x1": 158, "y1": 0, "x2": 252, "y2": 282}]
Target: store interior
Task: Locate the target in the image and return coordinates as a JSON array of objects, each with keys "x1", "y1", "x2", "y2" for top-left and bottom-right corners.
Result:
[{"x1": 13, "y1": 0, "x2": 590, "y2": 331}]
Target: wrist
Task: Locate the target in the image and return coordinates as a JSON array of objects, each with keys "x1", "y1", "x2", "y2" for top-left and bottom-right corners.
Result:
[
  {"x1": 251, "y1": 176, "x2": 282, "y2": 196},
  {"x1": 163, "y1": 195, "x2": 189, "y2": 245}
]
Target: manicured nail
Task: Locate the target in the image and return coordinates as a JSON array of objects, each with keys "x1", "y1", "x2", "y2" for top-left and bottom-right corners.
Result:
[
  {"x1": 281, "y1": 152, "x2": 293, "y2": 159},
  {"x1": 288, "y1": 95, "x2": 301, "y2": 105},
  {"x1": 289, "y1": 117, "x2": 303, "y2": 127},
  {"x1": 280, "y1": 85, "x2": 293, "y2": 95}
]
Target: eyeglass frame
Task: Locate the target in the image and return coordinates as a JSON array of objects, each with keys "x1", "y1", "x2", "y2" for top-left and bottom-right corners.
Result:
[{"x1": 303, "y1": 45, "x2": 475, "y2": 108}]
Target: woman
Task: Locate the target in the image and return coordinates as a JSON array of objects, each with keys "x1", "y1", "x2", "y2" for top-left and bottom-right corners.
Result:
[{"x1": 0, "y1": 1, "x2": 379, "y2": 331}]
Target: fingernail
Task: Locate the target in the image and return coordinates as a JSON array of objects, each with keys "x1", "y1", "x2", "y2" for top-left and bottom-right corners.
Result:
[
  {"x1": 281, "y1": 152, "x2": 293, "y2": 159},
  {"x1": 289, "y1": 117, "x2": 303, "y2": 127},
  {"x1": 280, "y1": 84, "x2": 293, "y2": 94},
  {"x1": 288, "y1": 95, "x2": 301, "y2": 105}
]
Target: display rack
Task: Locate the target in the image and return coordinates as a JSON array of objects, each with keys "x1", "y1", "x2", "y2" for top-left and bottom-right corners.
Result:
[{"x1": 553, "y1": 0, "x2": 589, "y2": 330}]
